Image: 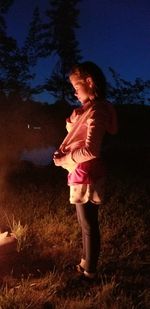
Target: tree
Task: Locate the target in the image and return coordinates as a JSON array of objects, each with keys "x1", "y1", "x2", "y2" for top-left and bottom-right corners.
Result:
[
  {"x1": 23, "y1": 6, "x2": 45, "y2": 66},
  {"x1": 0, "y1": 0, "x2": 13, "y2": 91},
  {"x1": 22, "y1": 5, "x2": 55, "y2": 100},
  {"x1": 43, "y1": 0, "x2": 82, "y2": 101},
  {"x1": 0, "y1": 33, "x2": 34, "y2": 100},
  {"x1": 0, "y1": 0, "x2": 14, "y2": 14},
  {"x1": 0, "y1": 0, "x2": 34, "y2": 101},
  {"x1": 108, "y1": 67, "x2": 150, "y2": 105},
  {"x1": 5, "y1": 46, "x2": 34, "y2": 100},
  {"x1": 44, "y1": 60, "x2": 74, "y2": 102}
]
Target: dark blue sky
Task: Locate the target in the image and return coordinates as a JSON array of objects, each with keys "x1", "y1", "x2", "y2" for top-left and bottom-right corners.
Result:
[{"x1": 6, "y1": 0, "x2": 150, "y2": 103}]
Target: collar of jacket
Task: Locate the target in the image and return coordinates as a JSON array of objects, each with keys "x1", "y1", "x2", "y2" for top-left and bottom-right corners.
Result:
[{"x1": 82, "y1": 100, "x2": 95, "y2": 112}]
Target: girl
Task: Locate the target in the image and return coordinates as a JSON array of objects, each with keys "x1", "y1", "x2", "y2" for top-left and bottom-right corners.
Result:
[{"x1": 53, "y1": 61, "x2": 117, "y2": 279}]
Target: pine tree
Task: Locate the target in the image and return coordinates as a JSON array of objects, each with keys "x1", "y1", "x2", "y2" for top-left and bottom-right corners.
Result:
[
  {"x1": 23, "y1": 6, "x2": 45, "y2": 66},
  {"x1": 22, "y1": 5, "x2": 54, "y2": 99},
  {"x1": 0, "y1": 0, "x2": 34, "y2": 101},
  {"x1": 0, "y1": 0, "x2": 14, "y2": 14},
  {"x1": 0, "y1": 31, "x2": 34, "y2": 101},
  {"x1": 5, "y1": 46, "x2": 34, "y2": 100},
  {"x1": 0, "y1": 0, "x2": 12, "y2": 98},
  {"x1": 43, "y1": 0, "x2": 81, "y2": 101},
  {"x1": 0, "y1": 39, "x2": 34, "y2": 101}
]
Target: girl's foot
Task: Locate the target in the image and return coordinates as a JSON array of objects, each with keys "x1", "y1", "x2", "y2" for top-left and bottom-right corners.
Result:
[
  {"x1": 76, "y1": 264, "x2": 84, "y2": 273},
  {"x1": 76, "y1": 259, "x2": 97, "y2": 279},
  {"x1": 76, "y1": 258, "x2": 86, "y2": 273},
  {"x1": 83, "y1": 270, "x2": 96, "y2": 279}
]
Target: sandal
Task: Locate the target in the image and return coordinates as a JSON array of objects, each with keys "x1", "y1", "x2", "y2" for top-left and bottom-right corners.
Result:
[{"x1": 76, "y1": 264, "x2": 85, "y2": 274}]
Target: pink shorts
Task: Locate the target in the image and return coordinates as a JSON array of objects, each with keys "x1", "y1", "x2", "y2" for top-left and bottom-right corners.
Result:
[{"x1": 68, "y1": 159, "x2": 106, "y2": 185}]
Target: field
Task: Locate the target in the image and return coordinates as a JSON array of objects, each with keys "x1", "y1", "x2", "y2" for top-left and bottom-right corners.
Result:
[{"x1": 0, "y1": 104, "x2": 149, "y2": 308}]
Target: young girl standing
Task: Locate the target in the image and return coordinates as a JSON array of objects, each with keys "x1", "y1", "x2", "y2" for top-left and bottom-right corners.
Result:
[{"x1": 53, "y1": 61, "x2": 117, "y2": 279}]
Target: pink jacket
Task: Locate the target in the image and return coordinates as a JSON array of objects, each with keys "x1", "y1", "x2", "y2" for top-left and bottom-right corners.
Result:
[{"x1": 58, "y1": 99, "x2": 117, "y2": 178}]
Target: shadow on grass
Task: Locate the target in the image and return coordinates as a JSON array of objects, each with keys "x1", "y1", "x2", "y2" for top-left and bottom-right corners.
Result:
[{"x1": 0, "y1": 255, "x2": 52, "y2": 282}]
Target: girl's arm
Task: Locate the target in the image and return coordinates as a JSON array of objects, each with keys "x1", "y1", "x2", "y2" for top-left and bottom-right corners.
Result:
[{"x1": 71, "y1": 108, "x2": 106, "y2": 163}]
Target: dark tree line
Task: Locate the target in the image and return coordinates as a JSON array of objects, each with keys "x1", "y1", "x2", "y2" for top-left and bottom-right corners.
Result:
[
  {"x1": 108, "y1": 67, "x2": 150, "y2": 105},
  {"x1": 0, "y1": 0, "x2": 150, "y2": 105}
]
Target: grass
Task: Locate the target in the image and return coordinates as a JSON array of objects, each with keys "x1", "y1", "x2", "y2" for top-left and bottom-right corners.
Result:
[{"x1": 0, "y1": 151, "x2": 149, "y2": 309}]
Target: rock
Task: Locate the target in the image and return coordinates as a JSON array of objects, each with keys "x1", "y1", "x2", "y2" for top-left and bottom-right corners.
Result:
[{"x1": 0, "y1": 232, "x2": 18, "y2": 276}]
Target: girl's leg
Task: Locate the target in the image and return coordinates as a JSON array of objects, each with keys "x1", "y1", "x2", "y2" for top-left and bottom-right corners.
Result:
[
  {"x1": 76, "y1": 204, "x2": 86, "y2": 261},
  {"x1": 76, "y1": 202, "x2": 100, "y2": 273}
]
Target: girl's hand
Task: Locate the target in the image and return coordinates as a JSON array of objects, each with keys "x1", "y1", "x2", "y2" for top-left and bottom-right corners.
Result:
[
  {"x1": 53, "y1": 150, "x2": 62, "y2": 159},
  {"x1": 53, "y1": 150, "x2": 65, "y2": 166},
  {"x1": 53, "y1": 156, "x2": 63, "y2": 166},
  {"x1": 53, "y1": 151, "x2": 77, "y2": 172}
]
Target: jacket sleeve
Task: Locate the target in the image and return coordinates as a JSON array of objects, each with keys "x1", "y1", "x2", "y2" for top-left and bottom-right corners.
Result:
[{"x1": 71, "y1": 108, "x2": 106, "y2": 163}]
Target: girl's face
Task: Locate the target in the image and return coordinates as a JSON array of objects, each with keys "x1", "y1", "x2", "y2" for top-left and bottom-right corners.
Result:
[{"x1": 69, "y1": 73, "x2": 95, "y2": 104}]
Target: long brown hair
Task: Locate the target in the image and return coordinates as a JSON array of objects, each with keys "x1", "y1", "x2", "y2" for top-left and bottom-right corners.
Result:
[{"x1": 69, "y1": 61, "x2": 107, "y2": 99}]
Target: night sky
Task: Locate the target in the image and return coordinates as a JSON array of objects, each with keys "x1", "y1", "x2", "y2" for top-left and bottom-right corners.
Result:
[{"x1": 6, "y1": 0, "x2": 150, "y2": 103}]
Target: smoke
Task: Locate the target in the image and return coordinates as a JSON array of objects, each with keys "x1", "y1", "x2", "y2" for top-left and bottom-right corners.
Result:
[
  {"x1": 0, "y1": 101, "x2": 40, "y2": 196},
  {"x1": 0, "y1": 99, "x2": 66, "y2": 197}
]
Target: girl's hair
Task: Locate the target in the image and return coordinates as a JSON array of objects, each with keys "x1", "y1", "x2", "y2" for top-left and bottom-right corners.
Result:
[{"x1": 69, "y1": 61, "x2": 107, "y2": 99}]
